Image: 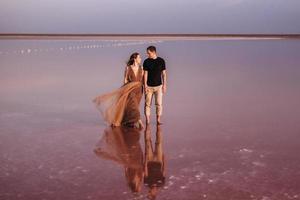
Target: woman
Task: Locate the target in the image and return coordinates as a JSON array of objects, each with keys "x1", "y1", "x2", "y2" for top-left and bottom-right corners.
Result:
[{"x1": 92, "y1": 52, "x2": 144, "y2": 129}]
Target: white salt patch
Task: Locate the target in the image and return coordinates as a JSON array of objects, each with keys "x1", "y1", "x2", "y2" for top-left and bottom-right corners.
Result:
[
  {"x1": 169, "y1": 175, "x2": 175, "y2": 179},
  {"x1": 208, "y1": 179, "x2": 214, "y2": 183},
  {"x1": 252, "y1": 161, "x2": 266, "y2": 167},
  {"x1": 221, "y1": 170, "x2": 230, "y2": 175},
  {"x1": 168, "y1": 181, "x2": 174, "y2": 186},
  {"x1": 195, "y1": 172, "x2": 205, "y2": 180},
  {"x1": 239, "y1": 148, "x2": 253, "y2": 153}
]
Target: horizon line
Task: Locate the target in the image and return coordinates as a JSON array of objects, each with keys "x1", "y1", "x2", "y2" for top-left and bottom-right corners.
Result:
[{"x1": 1, "y1": 33, "x2": 300, "y2": 40}]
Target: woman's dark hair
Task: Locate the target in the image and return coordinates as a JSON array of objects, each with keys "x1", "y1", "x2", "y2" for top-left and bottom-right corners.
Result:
[
  {"x1": 147, "y1": 46, "x2": 156, "y2": 52},
  {"x1": 127, "y1": 52, "x2": 139, "y2": 66}
]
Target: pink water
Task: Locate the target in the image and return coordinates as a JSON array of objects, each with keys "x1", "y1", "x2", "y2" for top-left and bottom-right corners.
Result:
[{"x1": 0, "y1": 39, "x2": 300, "y2": 199}]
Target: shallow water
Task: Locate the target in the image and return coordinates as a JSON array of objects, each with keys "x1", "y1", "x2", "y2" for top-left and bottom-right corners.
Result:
[{"x1": 1, "y1": 38, "x2": 300, "y2": 200}]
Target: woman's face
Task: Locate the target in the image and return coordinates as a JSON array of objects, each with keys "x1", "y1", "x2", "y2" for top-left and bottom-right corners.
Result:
[{"x1": 135, "y1": 54, "x2": 142, "y2": 65}]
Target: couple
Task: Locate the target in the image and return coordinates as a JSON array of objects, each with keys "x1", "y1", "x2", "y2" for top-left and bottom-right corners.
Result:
[
  {"x1": 94, "y1": 125, "x2": 165, "y2": 198},
  {"x1": 92, "y1": 45, "x2": 167, "y2": 129}
]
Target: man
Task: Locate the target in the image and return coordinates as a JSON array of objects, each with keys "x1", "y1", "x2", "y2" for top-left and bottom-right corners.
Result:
[{"x1": 143, "y1": 46, "x2": 167, "y2": 125}]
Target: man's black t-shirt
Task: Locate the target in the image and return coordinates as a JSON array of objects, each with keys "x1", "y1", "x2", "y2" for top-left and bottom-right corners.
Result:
[{"x1": 143, "y1": 57, "x2": 166, "y2": 86}]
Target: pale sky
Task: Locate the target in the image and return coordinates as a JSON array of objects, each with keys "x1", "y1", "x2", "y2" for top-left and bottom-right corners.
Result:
[{"x1": 0, "y1": 0, "x2": 299, "y2": 33}]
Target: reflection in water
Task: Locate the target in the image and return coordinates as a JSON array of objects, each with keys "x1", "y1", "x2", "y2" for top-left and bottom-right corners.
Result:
[
  {"x1": 144, "y1": 125, "x2": 165, "y2": 200},
  {"x1": 93, "y1": 125, "x2": 166, "y2": 199},
  {"x1": 94, "y1": 126, "x2": 144, "y2": 193}
]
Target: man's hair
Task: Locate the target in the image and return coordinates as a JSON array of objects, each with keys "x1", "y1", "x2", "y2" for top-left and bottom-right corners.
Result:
[{"x1": 147, "y1": 46, "x2": 156, "y2": 52}]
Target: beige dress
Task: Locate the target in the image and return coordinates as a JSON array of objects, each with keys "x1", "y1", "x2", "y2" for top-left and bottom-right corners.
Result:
[
  {"x1": 94, "y1": 126, "x2": 143, "y2": 168},
  {"x1": 92, "y1": 66, "x2": 143, "y2": 126}
]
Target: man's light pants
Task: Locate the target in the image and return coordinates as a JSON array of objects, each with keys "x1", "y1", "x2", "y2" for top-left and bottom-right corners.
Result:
[{"x1": 144, "y1": 85, "x2": 163, "y2": 117}]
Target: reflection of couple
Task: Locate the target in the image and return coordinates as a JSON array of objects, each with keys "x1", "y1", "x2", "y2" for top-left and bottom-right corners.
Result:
[
  {"x1": 94, "y1": 125, "x2": 165, "y2": 199},
  {"x1": 92, "y1": 46, "x2": 167, "y2": 128}
]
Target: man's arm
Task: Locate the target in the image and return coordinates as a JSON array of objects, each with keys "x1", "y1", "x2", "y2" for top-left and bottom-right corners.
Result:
[{"x1": 162, "y1": 70, "x2": 167, "y2": 93}]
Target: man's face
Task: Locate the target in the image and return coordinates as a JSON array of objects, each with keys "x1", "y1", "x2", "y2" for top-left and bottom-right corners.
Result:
[{"x1": 147, "y1": 50, "x2": 156, "y2": 59}]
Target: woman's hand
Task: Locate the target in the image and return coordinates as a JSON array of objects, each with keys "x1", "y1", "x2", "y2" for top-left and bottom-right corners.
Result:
[{"x1": 144, "y1": 85, "x2": 148, "y2": 93}]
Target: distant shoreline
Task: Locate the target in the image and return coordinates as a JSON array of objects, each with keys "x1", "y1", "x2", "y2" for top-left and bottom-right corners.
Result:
[{"x1": 0, "y1": 33, "x2": 300, "y2": 40}]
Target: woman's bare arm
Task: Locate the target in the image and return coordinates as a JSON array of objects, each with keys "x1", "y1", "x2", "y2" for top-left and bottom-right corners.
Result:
[{"x1": 124, "y1": 66, "x2": 129, "y2": 84}]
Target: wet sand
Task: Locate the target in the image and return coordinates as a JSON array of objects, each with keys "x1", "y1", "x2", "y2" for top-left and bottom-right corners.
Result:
[{"x1": 0, "y1": 38, "x2": 300, "y2": 199}]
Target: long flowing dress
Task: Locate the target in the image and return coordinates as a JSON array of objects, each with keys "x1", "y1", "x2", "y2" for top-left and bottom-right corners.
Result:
[
  {"x1": 92, "y1": 66, "x2": 143, "y2": 126},
  {"x1": 94, "y1": 126, "x2": 143, "y2": 168},
  {"x1": 94, "y1": 126, "x2": 144, "y2": 193}
]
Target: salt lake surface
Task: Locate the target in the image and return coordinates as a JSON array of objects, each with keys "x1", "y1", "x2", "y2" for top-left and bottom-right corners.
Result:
[{"x1": 0, "y1": 38, "x2": 300, "y2": 200}]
